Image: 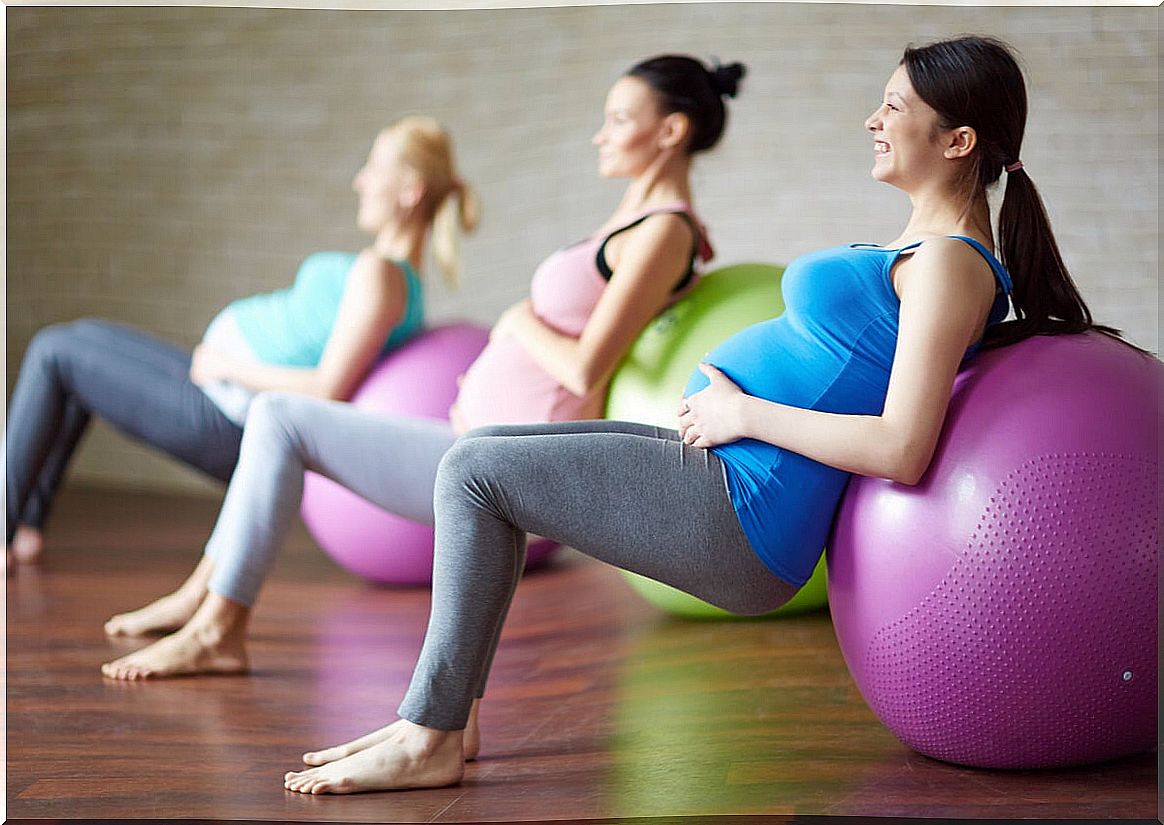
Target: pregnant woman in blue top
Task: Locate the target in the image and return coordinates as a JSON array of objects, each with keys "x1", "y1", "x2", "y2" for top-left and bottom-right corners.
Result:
[
  {"x1": 6, "y1": 116, "x2": 478, "y2": 571},
  {"x1": 283, "y1": 37, "x2": 1124, "y2": 795}
]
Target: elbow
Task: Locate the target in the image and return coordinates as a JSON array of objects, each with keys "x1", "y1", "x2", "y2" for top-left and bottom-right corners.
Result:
[
  {"x1": 880, "y1": 440, "x2": 933, "y2": 487},
  {"x1": 889, "y1": 465, "x2": 926, "y2": 487},
  {"x1": 314, "y1": 375, "x2": 353, "y2": 402},
  {"x1": 563, "y1": 362, "x2": 602, "y2": 399}
]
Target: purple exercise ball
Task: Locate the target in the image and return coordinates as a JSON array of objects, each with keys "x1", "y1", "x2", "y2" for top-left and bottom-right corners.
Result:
[
  {"x1": 301, "y1": 323, "x2": 558, "y2": 585},
  {"x1": 828, "y1": 331, "x2": 1160, "y2": 769}
]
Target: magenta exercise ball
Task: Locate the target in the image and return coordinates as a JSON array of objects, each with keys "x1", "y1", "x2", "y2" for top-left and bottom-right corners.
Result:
[
  {"x1": 828, "y1": 332, "x2": 1160, "y2": 769},
  {"x1": 301, "y1": 323, "x2": 558, "y2": 585}
]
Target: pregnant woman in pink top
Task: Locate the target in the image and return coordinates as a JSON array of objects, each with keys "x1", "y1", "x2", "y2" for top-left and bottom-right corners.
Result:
[{"x1": 100, "y1": 55, "x2": 743, "y2": 697}]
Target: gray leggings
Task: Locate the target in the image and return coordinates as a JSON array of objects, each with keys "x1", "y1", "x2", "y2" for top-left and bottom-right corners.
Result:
[
  {"x1": 204, "y1": 392, "x2": 456, "y2": 605},
  {"x1": 5, "y1": 319, "x2": 244, "y2": 543},
  {"x1": 398, "y1": 420, "x2": 798, "y2": 731}
]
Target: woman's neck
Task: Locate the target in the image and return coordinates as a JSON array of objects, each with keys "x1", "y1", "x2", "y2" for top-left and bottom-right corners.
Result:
[
  {"x1": 614, "y1": 152, "x2": 693, "y2": 220},
  {"x1": 889, "y1": 187, "x2": 994, "y2": 250},
  {"x1": 373, "y1": 219, "x2": 428, "y2": 272}
]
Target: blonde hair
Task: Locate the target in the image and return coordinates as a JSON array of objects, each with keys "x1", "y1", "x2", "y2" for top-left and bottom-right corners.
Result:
[{"x1": 388, "y1": 116, "x2": 480, "y2": 288}]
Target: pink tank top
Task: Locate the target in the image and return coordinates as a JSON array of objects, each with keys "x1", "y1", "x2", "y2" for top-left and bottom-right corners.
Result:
[{"x1": 455, "y1": 204, "x2": 713, "y2": 429}]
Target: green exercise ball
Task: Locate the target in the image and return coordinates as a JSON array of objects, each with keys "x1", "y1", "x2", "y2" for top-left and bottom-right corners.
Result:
[{"x1": 605, "y1": 263, "x2": 829, "y2": 619}]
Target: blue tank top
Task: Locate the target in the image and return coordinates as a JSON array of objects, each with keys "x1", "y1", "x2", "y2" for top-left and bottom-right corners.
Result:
[
  {"x1": 684, "y1": 236, "x2": 1013, "y2": 587},
  {"x1": 230, "y1": 252, "x2": 424, "y2": 367}
]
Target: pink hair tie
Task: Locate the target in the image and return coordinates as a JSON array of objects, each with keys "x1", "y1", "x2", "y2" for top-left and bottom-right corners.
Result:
[{"x1": 1005, "y1": 160, "x2": 1024, "y2": 173}]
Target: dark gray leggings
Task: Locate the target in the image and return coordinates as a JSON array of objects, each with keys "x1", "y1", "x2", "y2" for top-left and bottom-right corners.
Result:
[
  {"x1": 5, "y1": 319, "x2": 243, "y2": 542},
  {"x1": 397, "y1": 420, "x2": 798, "y2": 731}
]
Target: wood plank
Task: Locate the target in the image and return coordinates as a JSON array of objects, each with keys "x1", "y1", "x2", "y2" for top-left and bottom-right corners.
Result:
[{"x1": 6, "y1": 487, "x2": 1157, "y2": 821}]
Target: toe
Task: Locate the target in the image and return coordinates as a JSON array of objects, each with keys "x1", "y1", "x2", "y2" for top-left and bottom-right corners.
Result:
[{"x1": 286, "y1": 769, "x2": 314, "y2": 791}]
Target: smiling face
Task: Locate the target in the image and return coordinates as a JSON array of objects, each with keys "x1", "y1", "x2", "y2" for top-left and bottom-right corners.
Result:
[
  {"x1": 352, "y1": 128, "x2": 421, "y2": 234},
  {"x1": 591, "y1": 75, "x2": 675, "y2": 178},
  {"x1": 864, "y1": 65, "x2": 952, "y2": 192}
]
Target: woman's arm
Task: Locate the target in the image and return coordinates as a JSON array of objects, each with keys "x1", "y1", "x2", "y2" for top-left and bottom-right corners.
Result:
[
  {"x1": 191, "y1": 250, "x2": 406, "y2": 401},
  {"x1": 492, "y1": 213, "x2": 696, "y2": 398},
  {"x1": 678, "y1": 238, "x2": 997, "y2": 485}
]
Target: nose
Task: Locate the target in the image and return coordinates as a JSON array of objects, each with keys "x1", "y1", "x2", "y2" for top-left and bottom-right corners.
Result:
[
  {"x1": 592, "y1": 126, "x2": 605, "y2": 146},
  {"x1": 865, "y1": 106, "x2": 883, "y2": 133},
  {"x1": 352, "y1": 167, "x2": 366, "y2": 192}
]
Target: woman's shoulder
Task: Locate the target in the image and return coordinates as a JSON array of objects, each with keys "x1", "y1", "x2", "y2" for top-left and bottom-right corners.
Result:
[
  {"x1": 900, "y1": 235, "x2": 997, "y2": 276},
  {"x1": 342, "y1": 249, "x2": 413, "y2": 296},
  {"x1": 893, "y1": 236, "x2": 1000, "y2": 301},
  {"x1": 352, "y1": 247, "x2": 411, "y2": 278},
  {"x1": 624, "y1": 209, "x2": 698, "y2": 242}
]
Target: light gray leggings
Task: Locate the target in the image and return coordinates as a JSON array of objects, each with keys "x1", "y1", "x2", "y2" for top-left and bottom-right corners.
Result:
[
  {"x1": 397, "y1": 420, "x2": 798, "y2": 731},
  {"x1": 205, "y1": 392, "x2": 457, "y2": 605}
]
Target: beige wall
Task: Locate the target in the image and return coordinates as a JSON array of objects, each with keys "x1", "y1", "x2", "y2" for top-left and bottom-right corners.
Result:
[{"x1": 6, "y1": 4, "x2": 1158, "y2": 494}]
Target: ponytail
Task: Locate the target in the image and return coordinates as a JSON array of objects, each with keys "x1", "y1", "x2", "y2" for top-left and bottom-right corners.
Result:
[
  {"x1": 384, "y1": 115, "x2": 479, "y2": 290},
  {"x1": 983, "y1": 167, "x2": 1121, "y2": 348},
  {"x1": 431, "y1": 179, "x2": 481, "y2": 289}
]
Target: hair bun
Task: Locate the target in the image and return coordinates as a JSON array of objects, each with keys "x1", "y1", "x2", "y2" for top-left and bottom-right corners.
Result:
[{"x1": 709, "y1": 61, "x2": 746, "y2": 99}]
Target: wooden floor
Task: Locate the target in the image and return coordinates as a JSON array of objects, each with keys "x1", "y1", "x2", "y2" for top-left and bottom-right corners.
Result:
[{"x1": 5, "y1": 487, "x2": 1157, "y2": 823}]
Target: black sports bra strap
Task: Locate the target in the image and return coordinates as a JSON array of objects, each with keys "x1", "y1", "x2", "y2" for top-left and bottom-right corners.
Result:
[{"x1": 595, "y1": 210, "x2": 701, "y2": 292}]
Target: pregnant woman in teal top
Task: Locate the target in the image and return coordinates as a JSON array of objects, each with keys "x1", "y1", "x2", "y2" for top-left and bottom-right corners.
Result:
[
  {"x1": 6, "y1": 116, "x2": 478, "y2": 570},
  {"x1": 281, "y1": 36, "x2": 1124, "y2": 795}
]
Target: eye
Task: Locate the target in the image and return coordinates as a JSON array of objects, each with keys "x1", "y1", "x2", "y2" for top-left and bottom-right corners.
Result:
[{"x1": 884, "y1": 100, "x2": 900, "y2": 113}]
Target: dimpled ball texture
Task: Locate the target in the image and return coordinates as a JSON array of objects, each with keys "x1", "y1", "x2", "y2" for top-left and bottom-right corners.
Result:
[
  {"x1": 829, "y1": 331, "x2": 1160, "y2": 769},
  {"x1": 605, "y1": 263, "x2": 829, "y2": 618},
  {"x1": 301, "y1": 323, "x2": 557, "y2": 585}
]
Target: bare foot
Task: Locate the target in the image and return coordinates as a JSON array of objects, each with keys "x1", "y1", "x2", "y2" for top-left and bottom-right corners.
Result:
[
  {"x1": 303, "y1": 700, "x2": 482, "y2": 765},
  {"x1": 463, "y1": 701, "x2": 481, "y2": 762},
  {"x1": 105, "y1": 554, "x2": 217, "y2": 636},
  {"x1": 104, "y1": 590, "x2": 204, "y2": 637},
  {"x1": 101, "y1": 626, "x2": 247, "y2": 680},
  {"x1": 10, "y1": 526, "x2": 44, "y2": 565},
  {"x1": 285, "y1": 721, "x2": 464, "y2": 794},
  {"x1": 101, "y1": 593, "x2": 250, "y2": 680}
]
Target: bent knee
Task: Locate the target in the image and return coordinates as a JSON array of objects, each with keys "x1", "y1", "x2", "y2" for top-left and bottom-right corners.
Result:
[
  {"x1": 437, "y1": 437, "x2": 486, "y2": 483},
  {"x1": 435, "y1": 437, "x2": 507, "y2": 500},
  {"x1": 25, "y1": 320, "x2": 93, "y2": 366},
  {"x1": 242, "y1": 392, "x2": 314, "y2": 449}
]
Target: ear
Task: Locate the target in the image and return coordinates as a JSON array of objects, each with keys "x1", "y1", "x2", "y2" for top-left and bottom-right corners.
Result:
[
  {"x1": 399, "y1": 174, "x2": 427, "y2": 211},
  {"x1": 658, "y1": 112, "x2": 691, "y2": 151},
  {"x1": 943, "y1": 126, "x2": 977, "y2": 160}
]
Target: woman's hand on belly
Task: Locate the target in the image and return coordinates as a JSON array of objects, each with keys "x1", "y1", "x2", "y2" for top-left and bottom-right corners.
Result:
[
  {"x1": 190, "y1": 343, "x2": 238, "y2": 386},
  {"x1": 678, "y1": 363, "x2": 747, "y2": 448}
]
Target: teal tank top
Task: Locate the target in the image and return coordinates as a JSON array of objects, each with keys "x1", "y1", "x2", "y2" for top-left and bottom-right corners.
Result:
[
  {"x1": 230, "y1": 252, "x2": 424, "y2": 367},
  {"x1": 684, "y1": 236, "x2": 1013, "y2": 587}
]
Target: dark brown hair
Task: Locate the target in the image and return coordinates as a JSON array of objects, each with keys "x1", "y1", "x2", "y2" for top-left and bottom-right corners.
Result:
[
  {"x1": 902, "y1": 36, "x2": 1123, "y2": 349},
  {"x1": 627, "y1": 55, "x2": 746, "y2": 154}
]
